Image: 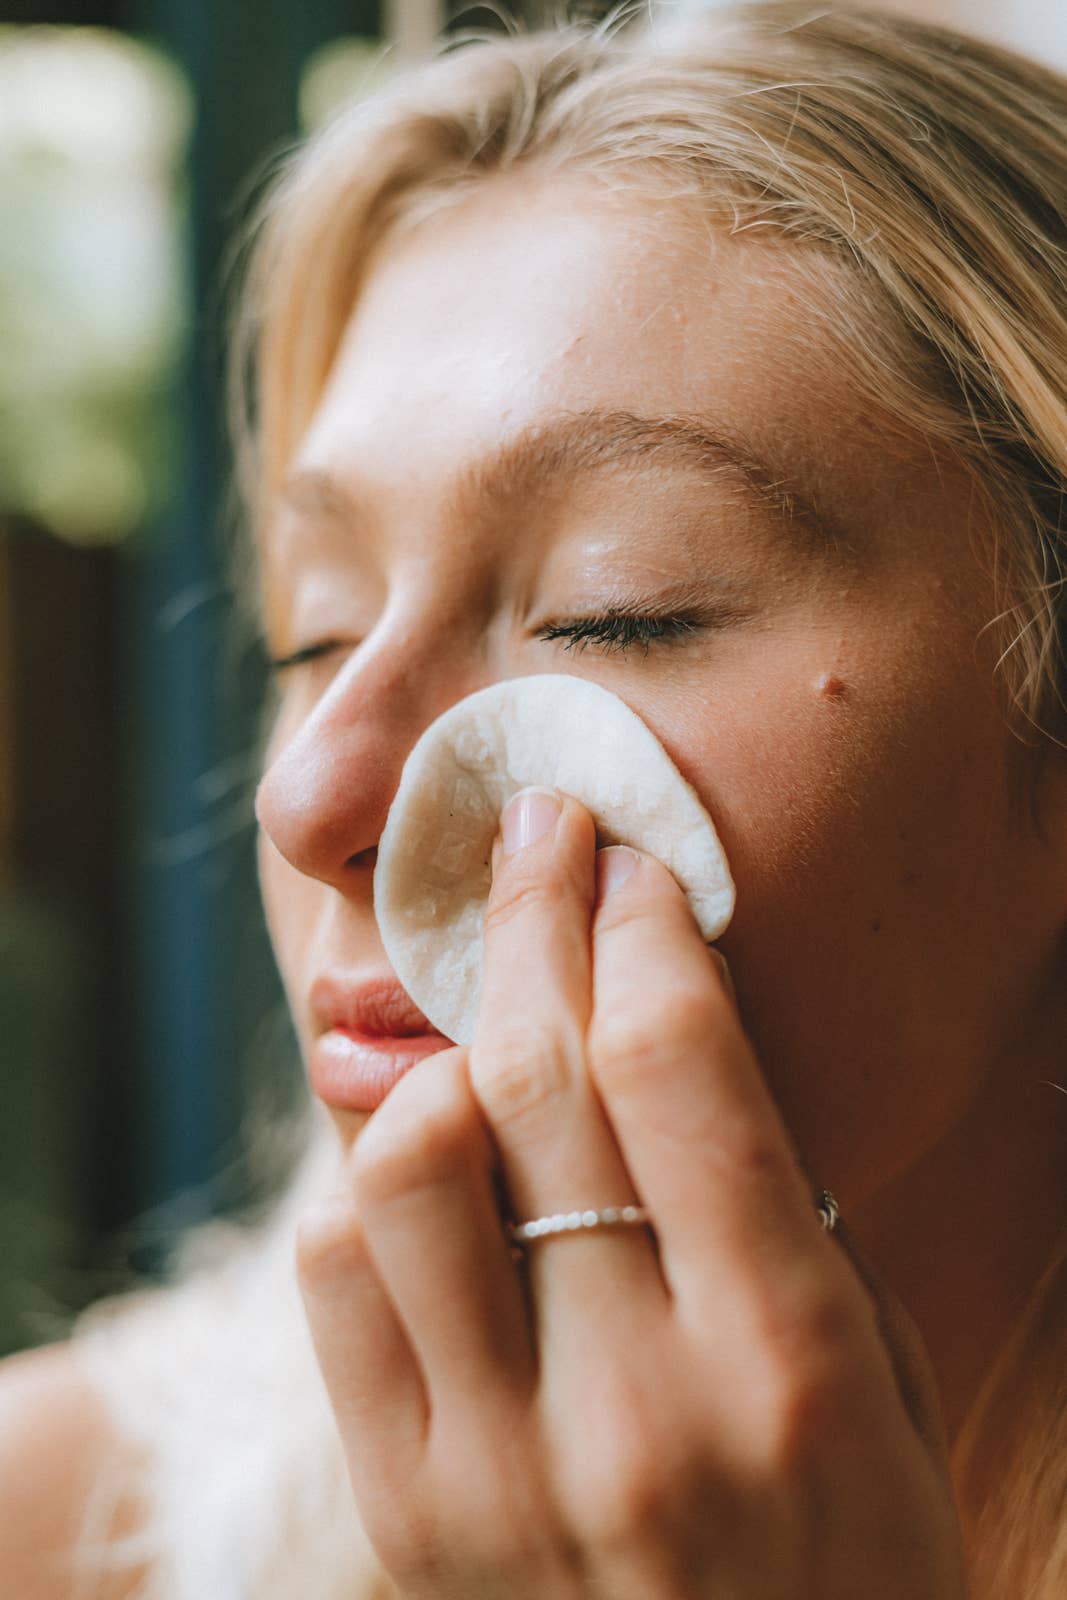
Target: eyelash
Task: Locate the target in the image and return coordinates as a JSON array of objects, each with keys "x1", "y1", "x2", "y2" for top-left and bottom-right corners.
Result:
[
  {"x1": 267, "y1": 611, "x2": 702, "y2": 673},
  {"x1": 536, "y1": 612, "x2": 701, "y2": 656},
  {"x1": 266, "y1": 640, "x2": 345, "y2": 673}
]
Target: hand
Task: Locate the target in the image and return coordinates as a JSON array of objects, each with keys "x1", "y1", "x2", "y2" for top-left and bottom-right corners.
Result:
[{"x1": 296, "y1": 788, "x2": 967, "y2": 1598}]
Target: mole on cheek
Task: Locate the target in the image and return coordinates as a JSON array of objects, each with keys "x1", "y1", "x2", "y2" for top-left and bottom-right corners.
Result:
[{"x1": 814, "y1": 671, "x2": 849, "y2": 701}]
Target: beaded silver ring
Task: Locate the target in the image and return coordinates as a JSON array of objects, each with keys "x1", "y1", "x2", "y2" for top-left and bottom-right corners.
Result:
[
  {"x1": 507, "y1": 1190, "x2": 840, "y2": 1248},
  {"x1": 506, "y1": 1205, "x2": 650, "y2": 1245}
]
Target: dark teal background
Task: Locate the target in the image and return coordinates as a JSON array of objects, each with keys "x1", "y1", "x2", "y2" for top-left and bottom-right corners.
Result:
[{"x1": 0, "y1": 0, "x2": 381, "y2": 1355}]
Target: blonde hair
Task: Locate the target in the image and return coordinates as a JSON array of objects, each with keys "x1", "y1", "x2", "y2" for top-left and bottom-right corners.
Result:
[
  {"x1": 233, "y1": 0, "x2": 1067, "y2": 739},
  {"x1": 77, "y1": 5, "x2": 1067, "y2": 1597}
]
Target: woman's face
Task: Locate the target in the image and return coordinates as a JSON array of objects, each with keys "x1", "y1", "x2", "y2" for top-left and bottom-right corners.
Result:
[{"x1": 255, "y1": 177, "x2": 1066, "y2": 1209}]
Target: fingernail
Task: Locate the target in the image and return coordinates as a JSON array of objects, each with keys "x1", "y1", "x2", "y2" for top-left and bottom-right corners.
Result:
[
  {"x1": 596, "y1": 846, "x2": 639, "y2": 898},
  {"x1": 711, "y1": 948, "x2": 736, "y2": 1003},
  {"x1": 502, "y1": 787, "x2": 562, "y2": 855}
]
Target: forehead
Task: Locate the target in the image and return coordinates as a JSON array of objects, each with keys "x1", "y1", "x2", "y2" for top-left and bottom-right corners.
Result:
[{"x1": 285, "y1": 175, "x2": 937, "y2": 544}]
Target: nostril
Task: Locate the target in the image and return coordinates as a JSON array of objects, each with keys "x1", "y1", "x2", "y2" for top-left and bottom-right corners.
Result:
[{"x1": 349, "y1": 846, "x2": 378, "y2": 870}]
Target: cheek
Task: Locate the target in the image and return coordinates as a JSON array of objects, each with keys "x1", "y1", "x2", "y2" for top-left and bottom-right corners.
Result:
[
  {"x1": 673, "y1": 664, "x2": 888, "y2": 893},
  {"x1": 679, "y1": 628, "x2": 981, "y2": 914},
  {"x1": 659, "y1": 649, "x2": 1022, "y2": 1198},
  {"x1": 713, "y1": 700, "x2": 871, "y2": 900}
]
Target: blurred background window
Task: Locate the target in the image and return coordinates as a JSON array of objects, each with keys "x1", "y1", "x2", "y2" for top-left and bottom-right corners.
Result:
[
  {"x1": 0, "y1": 16, "x2": 195, "y2": 1359},
  {"x1": 0, "y1": 0, "x2": 407, "y2": 1359}
]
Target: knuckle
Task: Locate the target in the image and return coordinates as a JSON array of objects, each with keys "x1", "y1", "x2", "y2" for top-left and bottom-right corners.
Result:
[
  {"x1": 401, "y1": 1430, "x2": 575, "y2": 1588},
  {"x1": 721, "y1": 1122, "x2": 795, "y2": 1187},
  {"x1": 446, "y1": 1492, "x2": 562, "y2": 1581},
  {"x1": 350, "y1": 1069, "x2": 475, "y2": 1206},
  {"x1": 591, "y1": 884, "x2": 652, "y2": 937},
  {"x1": 665, "y1": 980, "x2": 720, "y2": 1034},
  {"x1": 580, "y1": 1448, "x2": 688, "y2": 1554},
  {"x1": 472, "y1": 1022, "x2": 578, "y2": 1129},
  {"x1": 764, "y1": 1357, "x2": 858, "y2": 1475},
  {"x1": 370, "y1": 1504, "x2": 448, "y2": 1590},
  {"x1": 560, "y1": 1380, "x2": 694, "y2": 1553},
  {"x1": 485, "y1": 811, "x2": 593, "y2": 938},
  {"x1": 294, "y1": 1199, "x2": 369, "y2": 1291},
  {"x1": 484, "y1": 871, "x2": 567, "y2": 936},
  {"x1": 588, "y1": 1016, "x2": 657, "y2": 1096},
  {"x1": 763, "y1": 1273, "x2": 867, "y2": 1364},
  {"x1": 591, "y1": 986, "x2": 717, "y2": 1089},
  {"x1": 752, "y1": 1277, "x2": 872, "y2": 1463}
]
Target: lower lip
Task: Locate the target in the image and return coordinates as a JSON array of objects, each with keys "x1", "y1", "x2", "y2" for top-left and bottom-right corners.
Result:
[{"x1": 310, "y1": 1026, "x2": 453, "y2": 1112}]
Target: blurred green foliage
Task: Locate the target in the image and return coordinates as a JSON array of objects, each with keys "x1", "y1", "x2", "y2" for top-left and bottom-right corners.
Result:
[{"x1": 0, "y1": 25, "x2": 191, "y2": 544}]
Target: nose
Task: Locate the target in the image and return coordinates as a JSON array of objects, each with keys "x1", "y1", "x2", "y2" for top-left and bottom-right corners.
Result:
[{"x1": 255, "y1": 646, "x2": 478, "y2": 892}]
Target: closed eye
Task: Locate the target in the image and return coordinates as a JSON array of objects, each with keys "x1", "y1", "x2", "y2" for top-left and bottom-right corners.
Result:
[
  {"x1": 266, "y1": 639, "x2": 347, "y2": 673},
  {"x1": 536, "y1": 612, "x2": 703, "y2": 656},
  {"x1": 268, "y1": 608, "x2": 716, "y2": 671}
]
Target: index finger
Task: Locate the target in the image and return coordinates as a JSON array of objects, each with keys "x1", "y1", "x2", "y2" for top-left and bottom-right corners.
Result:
[{"x1": 587, "y1": 847, "x2": 833, "y2": 1315}]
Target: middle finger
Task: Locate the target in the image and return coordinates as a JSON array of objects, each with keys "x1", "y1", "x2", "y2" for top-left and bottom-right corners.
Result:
[{"x1": 469, "y1": 787, "x2": 666, "y2": 1329}]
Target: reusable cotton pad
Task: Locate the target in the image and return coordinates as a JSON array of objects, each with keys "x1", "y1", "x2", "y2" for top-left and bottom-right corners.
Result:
[{"x1": 374, "y1": 674, "x2": 735, "y2": 1044}]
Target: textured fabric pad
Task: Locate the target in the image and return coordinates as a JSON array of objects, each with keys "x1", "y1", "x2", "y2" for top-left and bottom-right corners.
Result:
[{"x1": 374, "y1": 674, "x2": 735, "y2": 1043}]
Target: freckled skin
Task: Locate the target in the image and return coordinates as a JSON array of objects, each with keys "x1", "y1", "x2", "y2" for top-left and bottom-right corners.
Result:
[{"x1": 255, "y1": 176, "x2": 1067, "y2": 1439}]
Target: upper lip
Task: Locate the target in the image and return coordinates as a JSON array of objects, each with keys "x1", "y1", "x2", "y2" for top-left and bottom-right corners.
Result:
[{"x1": 309, "y1": 972, "x2": 446, "y2": 1039}]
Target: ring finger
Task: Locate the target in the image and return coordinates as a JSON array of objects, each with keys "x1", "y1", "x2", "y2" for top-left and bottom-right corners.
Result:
[{"x1": 469, "y1": 787, "x2": 666, "y2": 1339}]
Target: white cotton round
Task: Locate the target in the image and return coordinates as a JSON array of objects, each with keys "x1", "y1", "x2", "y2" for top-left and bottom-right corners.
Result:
[{"x1": 374, "y1": 674, "x2": 735, "y2": 1044}]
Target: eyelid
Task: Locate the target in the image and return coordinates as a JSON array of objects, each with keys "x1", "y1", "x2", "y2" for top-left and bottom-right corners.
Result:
[
  {"x1": 266, "y1": 639, "x2": 347, "y2": 673},
  {"x1": 536, "y1": 591, "x2": 749, "y2": 637},
  {"x1": 535, "y1": 608, "x2": 710, "y2": 657},
  {"x1": 267, "y1": 595, "x2": 742, "y2": 673}
]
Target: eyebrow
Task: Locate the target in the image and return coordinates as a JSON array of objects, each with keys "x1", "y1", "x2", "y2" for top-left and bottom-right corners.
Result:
[{"x1": 278, "y1": 407, "x2": 822, "y2": 535}]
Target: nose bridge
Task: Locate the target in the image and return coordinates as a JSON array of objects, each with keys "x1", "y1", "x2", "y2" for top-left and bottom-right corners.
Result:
[{"x1": 255, "y1": 626, "x2": 483, "y2": 888}]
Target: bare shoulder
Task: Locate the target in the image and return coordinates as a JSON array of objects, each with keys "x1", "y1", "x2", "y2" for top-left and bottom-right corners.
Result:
[{"x1": 0, "y1": 1343, "x2": 148, "y2": 1599}]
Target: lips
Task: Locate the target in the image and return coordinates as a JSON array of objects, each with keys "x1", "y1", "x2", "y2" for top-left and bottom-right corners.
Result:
[
  {"x1": 308, "y1": 973, "x2": 453, "y2": 1112},
  {"x1": 310, "y1": 972, "x2": 439, "y2": 1038}
]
